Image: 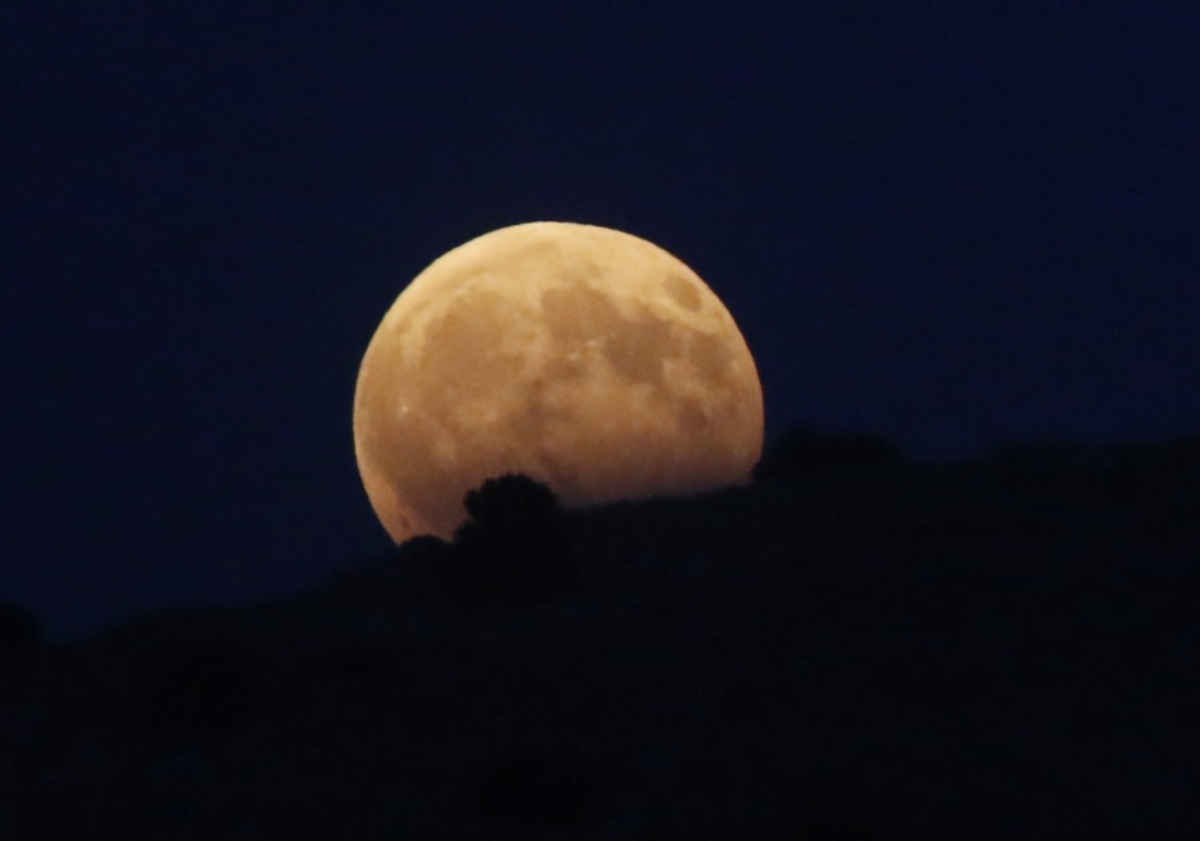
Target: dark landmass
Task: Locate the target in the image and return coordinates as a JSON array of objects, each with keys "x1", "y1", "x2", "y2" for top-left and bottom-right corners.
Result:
[{"x1": 3, "y1": 431, "x2": 1199, "y2": 838}]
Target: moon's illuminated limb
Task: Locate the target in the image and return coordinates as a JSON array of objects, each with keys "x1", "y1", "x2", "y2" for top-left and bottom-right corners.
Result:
[{"x1": 354, "y1": 221, "x2": 763, "y2": 543}]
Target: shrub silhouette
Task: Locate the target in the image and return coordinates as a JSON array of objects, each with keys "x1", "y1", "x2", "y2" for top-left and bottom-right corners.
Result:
[
  {"x1": 474, "y1": 744, "x2": 599, "y2": 828},
  {"x1": 462, "y1": 472, "x2": 562, "y2": 532},
  {"x1": 397, "y1": 533, "x2": 456, "y2": 565},
  {"x1": 453, "y1": 473, "x2": 570, "y2": 603},
  {"x1": 0, "y1": 601, "x2": 40, "y2": 673},
  {"x1": 390, "y1": 533, "x2": 457, "y2": 600},
  {"x1": 753, "y1": 425, "x2": 903, "y2": 484},
  {"x1": 136, "y1": 636, "x2": 264, "y2": 737}
]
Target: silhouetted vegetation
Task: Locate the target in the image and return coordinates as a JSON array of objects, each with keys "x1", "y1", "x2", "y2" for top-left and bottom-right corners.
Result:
[
  {"x1": 9, "y1": 429, "x2": 1200, "y2": 837},
  {"x1": 397, "y1": 533, "x2": 456, "y2": 567},
  {"x1": 387, "y1": 533, "x2": 457, "y2": 601},
  {"x1": 0, "y1": 601, "x2": 40, "y2": 673},
  {"x1": 135, "y1": 636, "x2": 265, "y2": 737},
  {"x1": 453, "y1": 473, "x2": 572, "y2": 603},
  {"x1": 752, "y1": 425, "x2": 903, "y2": 484},
  {"x1": 461, "y1": 472, "x2": 563, "y2": 533}
]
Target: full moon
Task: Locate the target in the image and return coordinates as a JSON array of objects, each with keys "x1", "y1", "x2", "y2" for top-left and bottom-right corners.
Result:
[{"x1": 353, "y1": 221, "x2": 763, "y2": 543}]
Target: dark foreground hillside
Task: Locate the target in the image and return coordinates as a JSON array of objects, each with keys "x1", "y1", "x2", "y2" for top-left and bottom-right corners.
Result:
[{"x1": 3, "y1": 434, "x2": 1199, "y2": 838}]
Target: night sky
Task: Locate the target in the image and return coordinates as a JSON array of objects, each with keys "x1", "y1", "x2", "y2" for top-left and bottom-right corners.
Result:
[{"x1": 4, "y1": 2, "x2": 1197, "y2": 641}]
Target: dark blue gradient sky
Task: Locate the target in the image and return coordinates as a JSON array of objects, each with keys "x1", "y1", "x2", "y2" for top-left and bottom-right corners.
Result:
[{"x1": 4, "y1": 1, "x2": 1197, "y2": 639}]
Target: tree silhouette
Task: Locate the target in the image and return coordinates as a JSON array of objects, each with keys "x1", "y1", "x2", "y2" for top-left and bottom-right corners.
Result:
[
  {"x1": 462, "y1": 472, "x2": 562, "y2": 532},
  {"x1": 386, "y1": 533, "x2": 457, "y2": 601},
  {"x1": 453, "y1": 473, "x2": 571, "y2": 603}
]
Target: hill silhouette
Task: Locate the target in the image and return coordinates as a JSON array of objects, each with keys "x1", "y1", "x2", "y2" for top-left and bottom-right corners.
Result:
[{"x1": 2, "y1": 430, "x2": 1198, "y2": 838}]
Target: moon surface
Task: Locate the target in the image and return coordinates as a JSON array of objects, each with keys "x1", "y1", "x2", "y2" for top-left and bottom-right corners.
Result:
[{"x1": 353, "y1": 221, "x2": 763, "y2": 544}]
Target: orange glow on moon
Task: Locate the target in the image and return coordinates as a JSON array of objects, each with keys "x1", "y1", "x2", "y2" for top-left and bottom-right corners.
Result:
[{"x1": 353, "y1": 221, "x2": 763, "y2": 543}]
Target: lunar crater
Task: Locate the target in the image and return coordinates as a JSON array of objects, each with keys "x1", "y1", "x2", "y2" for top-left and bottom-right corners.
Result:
[{"x1": 664, "y1": 271, "x2": 703, "y2": 311}]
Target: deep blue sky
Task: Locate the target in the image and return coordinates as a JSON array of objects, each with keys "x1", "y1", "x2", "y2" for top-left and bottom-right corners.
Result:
[{"x1": 4, "y1": 1, "x2": 1197, "y2": 640}]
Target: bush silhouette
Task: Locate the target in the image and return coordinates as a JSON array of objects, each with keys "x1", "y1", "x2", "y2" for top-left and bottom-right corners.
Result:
[
  {"x1": 0, "y1": 601, "x2": 40, "y2": 673},
  {"x1": 462, "y1": 472, "x2": 562, "y2": 532},
  {"x1": 389, "y1": 533, "x2": 457, "y2": 600},
  {"x1": 136, "y1": 636, "x2": 264, "y2": 737},
  {"x1": 397, "y1": 533, "x2": 456, "y2": 565},
  {"x1": 753, "y1": 426, "x2": 903, "y2": 484},
  {"x1": 453, "y1": 473, "x2": 571, "y2": 603}
]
